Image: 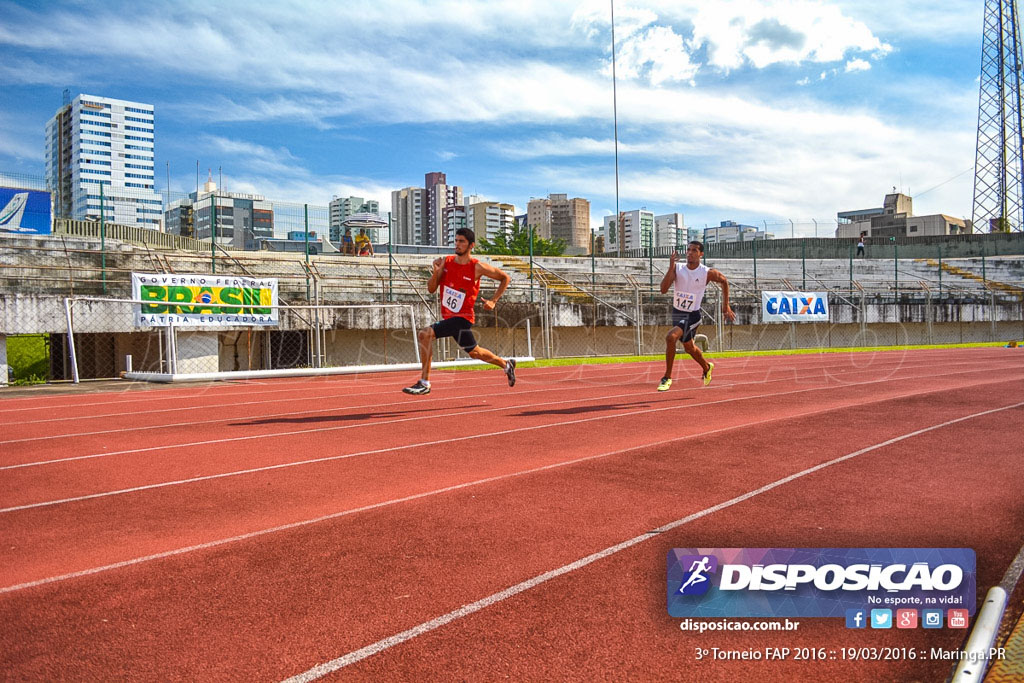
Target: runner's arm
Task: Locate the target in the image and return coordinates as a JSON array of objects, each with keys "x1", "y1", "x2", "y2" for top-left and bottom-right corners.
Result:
[
  {"x1": 427, "y1": 258, "x2": 444, "y2": 293},
  {"x1": 708, "y1": 269, "x2": 736, "y2": 322},
  {"x1": 476, "y1": 261, "x2": 510, "y2": 309},
  {"x1": 660, "y1": 252, "x2": 678, "y2": 294}
]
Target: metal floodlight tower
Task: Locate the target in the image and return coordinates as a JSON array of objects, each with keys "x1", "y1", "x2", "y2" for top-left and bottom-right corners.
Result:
[{"x1": 973, "y1": 0, "x2": 1024, "y2": 232}]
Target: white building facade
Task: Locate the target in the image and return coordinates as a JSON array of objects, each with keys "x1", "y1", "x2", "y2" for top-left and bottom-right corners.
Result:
[
  {"x1": 391, "y1": 186, "x2": 424, "y2": 245},
  {"x1": 467, "y1": 201, "x2": 515, "y2": 242},
  {"x1": 45, "y1": 94, "x2": 163, "y2": 229},
  {"x1": 329, "y1": 195, "x2": 380, "y2": 242},
  {"x1": 602, "y1": 209, "x2": 654, "y2": 252}
]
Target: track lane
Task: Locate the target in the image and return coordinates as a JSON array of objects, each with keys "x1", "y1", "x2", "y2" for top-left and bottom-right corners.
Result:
[
  {"x1": 1, "y1": 388, "x2": 1019, "y2": 680},
  {"x1": 2, "y1": 372, "x2": 1021, "y2": 594},
  {"x1": 2, "y1": 360, "x2": 1021, "y2": 510},
  {"x1": 330, "y1": 404, "x2": 1024, "y2": 682}
]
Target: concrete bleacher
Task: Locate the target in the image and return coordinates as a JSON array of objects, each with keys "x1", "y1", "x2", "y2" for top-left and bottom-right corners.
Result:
[{"x1": 3, "y1": 233, "x2": 1022, "y2": 304}]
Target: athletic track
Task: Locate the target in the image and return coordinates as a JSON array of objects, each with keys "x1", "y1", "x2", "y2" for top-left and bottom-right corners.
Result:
[{"x1": 1, "y1": 347, "x2": 1023, "y2": 682}]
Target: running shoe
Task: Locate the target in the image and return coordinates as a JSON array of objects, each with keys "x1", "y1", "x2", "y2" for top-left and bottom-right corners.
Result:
[
  {"x1": 703, "y1": 362, "x2": 714, "y2": 387},
  {"x1": 657, "y1": 376, "x2": 672, "y2": 391},
  {"x1": 403, "y1": 380, "x2": 431, "y2": 395},
  {"x1": 505, "y1": 358, "x2": 517, "y2": 387}
]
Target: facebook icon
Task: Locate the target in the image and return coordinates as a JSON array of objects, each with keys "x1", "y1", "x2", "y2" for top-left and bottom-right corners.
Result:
[{"x1": 846, "y1": 609, "x2": 867, "y2": 629}]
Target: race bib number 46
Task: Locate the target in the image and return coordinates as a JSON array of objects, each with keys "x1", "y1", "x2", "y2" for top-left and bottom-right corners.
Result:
[
  {"x1": 442, "y1": 285, "x2": 467, "y2": 313},
  {"x1": 674, "y1": 290, "x2": 696, "y2": 311}
]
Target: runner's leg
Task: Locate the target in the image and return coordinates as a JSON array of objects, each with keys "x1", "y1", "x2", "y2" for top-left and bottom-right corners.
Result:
[
  {"x1": 665, "y1": 326, "x2": 683, "y2": 378},
  {"x1": 417, "y1": 326, "x2": 435, "y2": 380}
]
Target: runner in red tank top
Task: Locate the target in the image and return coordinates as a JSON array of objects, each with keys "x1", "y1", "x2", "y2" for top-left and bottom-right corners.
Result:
[{"x1": 403, "y1": 227, "x2": 518, "y2": 395}]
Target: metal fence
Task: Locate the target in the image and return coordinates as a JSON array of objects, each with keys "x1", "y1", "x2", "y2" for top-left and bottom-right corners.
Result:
[{"x1": 49, "y1": 282, "x2": 1024, "y2": 381}]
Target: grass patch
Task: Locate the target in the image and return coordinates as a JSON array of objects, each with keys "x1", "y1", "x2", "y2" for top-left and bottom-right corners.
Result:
[
  {"x1": 453, "y1": 341, "x2": 1017, "y2": 371},
  {"x1": 7, "y1": 334, "x2": 49, "y2": 385}
]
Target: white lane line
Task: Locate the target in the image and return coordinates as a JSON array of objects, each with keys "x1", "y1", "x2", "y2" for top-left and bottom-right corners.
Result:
[
  {"x1": 0, "y1": 365, "x2": 664, "y2": 437},
  {"x1": 2, "y1": 362, "x2": 657, "y2": 425},
  {"x1": 0, "y1": 347, "x2": 960, "y2": 414},
  {"x1": 0, "y1": 354, "x2": 967, "y2": 444},
  {"x1": 3, "y1": 350, "x2": 893, "y2": 425},
  {"x1": 3, "y1": 366, "x2": 1021, "y2": 513},
  {"x1": 0, "y1": 360, "x2": 650, "y2": 414},
  {"x1": 7, "y1": 398, "x2": 1017, "y2": 598},
  {"x1": 281, "y1": 400, "x2": 1024, "y2": 682},
  {"x1": 1, "y1": 360, "x2": 1015, "y2": 474}
]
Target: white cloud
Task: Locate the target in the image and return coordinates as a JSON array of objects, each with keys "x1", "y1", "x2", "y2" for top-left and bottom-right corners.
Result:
[{"x1": 845, "y1": 58, "x2": 871, "y2": 73}]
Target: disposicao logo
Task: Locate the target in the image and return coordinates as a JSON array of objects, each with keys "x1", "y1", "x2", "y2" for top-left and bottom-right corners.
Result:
[{"x1": 667, "y1": 548, "x2": 975, "y2": 619}]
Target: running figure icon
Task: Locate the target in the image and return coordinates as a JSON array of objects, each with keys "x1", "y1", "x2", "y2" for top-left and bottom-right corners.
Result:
[{"x1": 678, "y1": 556, "x2": 712, "y2": 594}]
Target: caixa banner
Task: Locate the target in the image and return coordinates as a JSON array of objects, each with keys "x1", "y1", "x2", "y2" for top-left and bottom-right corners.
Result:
[
  {"x1": 131, "y1": 273, "x2": 279, "y2": 327},
  {"x1": 667, "y1": 548, "x2": 975, "y2": 618},
  {"x1": 762, "y1": 291, "x2": 829, "y2": 323}
]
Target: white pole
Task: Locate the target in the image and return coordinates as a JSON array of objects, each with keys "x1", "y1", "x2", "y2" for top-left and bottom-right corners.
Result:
[
  {"x1": 409, "y1": 305, "x2": 420, "y2": 364},
  {"x1": 64, "y1": 298, "x2": 80, "y2": 384}
]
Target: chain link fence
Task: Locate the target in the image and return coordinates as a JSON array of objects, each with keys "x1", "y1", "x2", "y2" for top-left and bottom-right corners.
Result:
[{"x1": 48, "y1": 283, "x2": 1022, "y2": 381}]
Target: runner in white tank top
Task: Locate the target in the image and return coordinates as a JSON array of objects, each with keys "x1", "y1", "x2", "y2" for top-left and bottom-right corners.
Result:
[{"x1": 657, "y1": 241, "x2": 735, "y2": 391}]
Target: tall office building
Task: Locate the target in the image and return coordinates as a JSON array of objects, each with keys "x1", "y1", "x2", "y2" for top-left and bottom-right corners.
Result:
[
  {"x1": 391, "y1": 186, "x2": 424, "y2": 245},
  {"x1": 329, "y1": 195, "x2": 379, "y2": 242},
  {"x1": 602, "y1": 209, "x2": 654, "y2": 252},
  {"x1": 654, "y1": 212, "x2": 685, "y2": 249},
  {"x1": 527, "y1": 193, "x2": 591, "y2": 251},
  {"x1": 165, "y1": 175, "x2": 274, "y2": 249},
  {"x1": 424, "y1": 171, "x2": 463, "y2": 246},
  {"x1": 467, "y1": 200, "x2": 515, "y2": 242},
  {"x1": 45, "y1": 93, "x2": 163, "y2": 229}
]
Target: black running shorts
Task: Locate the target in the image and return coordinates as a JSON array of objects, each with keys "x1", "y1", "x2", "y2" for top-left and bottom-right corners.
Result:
[
  {"x1": 671, "y1": 309, "x2": 702, "y2": 343},
  {"x1": 431, "y1": 316, "x2": 478, "y2": 352}
]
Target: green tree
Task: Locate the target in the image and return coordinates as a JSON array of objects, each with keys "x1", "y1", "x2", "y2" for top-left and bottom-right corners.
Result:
[{"x1": 476, "y1": 219, "x2": 567, "y2": 256}]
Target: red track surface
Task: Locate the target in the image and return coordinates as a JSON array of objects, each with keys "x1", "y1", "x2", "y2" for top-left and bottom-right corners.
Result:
[{"x1": 2, "y1": 347, "x2": 1023, "y2": 681}]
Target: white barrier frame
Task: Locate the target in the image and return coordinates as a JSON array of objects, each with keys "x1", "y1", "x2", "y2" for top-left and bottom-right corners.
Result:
[{"x1": 64, "y1": 297, "x2": 424, "y2": 384}]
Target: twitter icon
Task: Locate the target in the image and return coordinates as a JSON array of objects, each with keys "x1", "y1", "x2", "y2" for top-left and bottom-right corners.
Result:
[{"x1": 870, "y1": 609, "x2": 893, "y2": 629}]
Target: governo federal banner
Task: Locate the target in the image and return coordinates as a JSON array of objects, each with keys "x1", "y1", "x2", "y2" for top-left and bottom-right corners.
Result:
[{"x1": 131, "y1": 273, "x2": 279, "y2": 327}]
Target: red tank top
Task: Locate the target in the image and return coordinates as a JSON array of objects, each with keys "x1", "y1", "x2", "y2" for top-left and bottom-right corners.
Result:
[{"x1": 438, "y1": 255, "x2": 480, "y2": 322}]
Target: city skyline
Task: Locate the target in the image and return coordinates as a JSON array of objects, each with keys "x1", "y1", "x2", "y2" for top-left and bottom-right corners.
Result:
[{"x1": 0, "y1": 1, "x2": 983, "y2": 236}]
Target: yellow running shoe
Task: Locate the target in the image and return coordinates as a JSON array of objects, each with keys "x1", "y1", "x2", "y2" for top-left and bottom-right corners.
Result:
[
  {"x1": 703, "y1": 362, "x2": 714, "y2": 386},
  {"x1": 657, "y1": 376, "x2": 672, "y2": 391}
]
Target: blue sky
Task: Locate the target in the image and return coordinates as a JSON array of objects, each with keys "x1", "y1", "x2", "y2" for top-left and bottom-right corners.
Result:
[{"x1": 0, "y1": 0, "x2": 983, "y2": 236}]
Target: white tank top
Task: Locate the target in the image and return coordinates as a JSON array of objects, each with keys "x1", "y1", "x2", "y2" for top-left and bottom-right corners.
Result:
[{"x1": 672, "y1": 262, "x2": 709, "y2": 312}]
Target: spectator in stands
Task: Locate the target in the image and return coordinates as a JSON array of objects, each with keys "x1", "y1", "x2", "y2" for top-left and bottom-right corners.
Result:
[
  {"x1": 857, "y1": 237, "x2": 865, "y2": 257},
  {"x1": 355, "y1": 228, "x2": 374, "y2": 256},
  {"x1": 342, "y1": 228, "x2": 355, "y2": 255}
]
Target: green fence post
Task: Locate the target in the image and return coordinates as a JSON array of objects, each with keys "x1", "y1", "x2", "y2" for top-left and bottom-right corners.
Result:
[
  {"x1": 99, "y1": 183, "x2": 107, "y2": 294},
  {"x1": 211, "y1": 195, "x2": 217, "y2": 274},
  {"x1": 753, "y1": 237, "x2": 758, "y2": 290},
  {"x1": 590, "y1": 230, "x2": 595, "y2": 290},
  {"x1": 848, "y1": 242, "x2": 853, "y2": 294},
  {"x1": 529, "y1": 224, "x2": 534, "y2": 304},
  {"x1": 893, "y1": 237, "x2": 898, "y2": 301},
  {"x1": 801, "y1": 239, "x2": 806, "y2": 289},
  {"x1": 304, "y1": 204, "x2": 310, "y2": 265},
  {"x1": 388, "y1": 211, "x2": 393, "y2": 302},
  {"x1": 648, "y1": 230, "x2": 653, "y2": 301}
]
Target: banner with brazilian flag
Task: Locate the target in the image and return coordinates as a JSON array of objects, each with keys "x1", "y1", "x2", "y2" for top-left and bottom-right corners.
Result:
[{"x1": 131, "y1": 273, "x2": 278, "y2": 327}]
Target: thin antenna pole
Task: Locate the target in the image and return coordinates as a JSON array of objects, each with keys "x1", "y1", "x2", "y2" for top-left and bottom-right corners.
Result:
[{"x1": 611, "y1": 0, "x2": 621, "y2": 252}]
